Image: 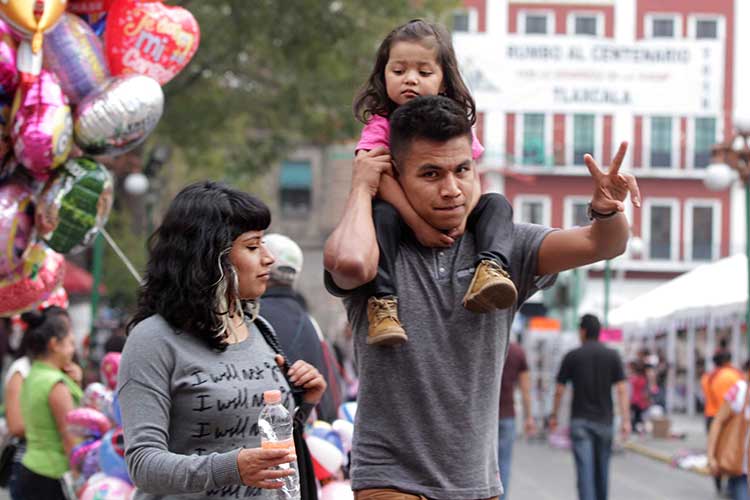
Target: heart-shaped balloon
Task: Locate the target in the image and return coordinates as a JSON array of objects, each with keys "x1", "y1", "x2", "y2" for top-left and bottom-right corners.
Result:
[{"x1": 104, "y1": 0, "x2": 200, "y2": 85}]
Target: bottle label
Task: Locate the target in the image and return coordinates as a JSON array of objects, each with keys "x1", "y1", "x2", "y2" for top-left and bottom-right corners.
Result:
[{"x1": 261, "y1": 438, "x2": 296, "y2": 454}]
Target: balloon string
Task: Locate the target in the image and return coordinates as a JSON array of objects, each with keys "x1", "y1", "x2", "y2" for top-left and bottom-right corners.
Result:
[{"x1": 100, "y1": 228, "x2": 143, "y2": 284}]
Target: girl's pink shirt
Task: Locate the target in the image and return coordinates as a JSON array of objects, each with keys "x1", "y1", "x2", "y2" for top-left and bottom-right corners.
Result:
[{"x1": 356, "y1": 114, "x2": 484, "y2": 160}]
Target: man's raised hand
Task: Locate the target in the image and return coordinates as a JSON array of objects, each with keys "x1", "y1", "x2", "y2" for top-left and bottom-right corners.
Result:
[{"x1": 584, "y1": 141, "x2": 641, "y2": 214}]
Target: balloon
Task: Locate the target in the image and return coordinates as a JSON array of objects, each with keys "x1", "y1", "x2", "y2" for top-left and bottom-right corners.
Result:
[
  {"x1": 80, "y1": 439, "x2": 102, "y2": 479},
  {"x1": 66, "y1": 407, "x2": 112, "y2": 438},
  {"x1": 98, "y1": 429, "x2": 130, "y2": 483},
  {"x1": 324, "y1": 430, "x2": 344, "y2": 454},
  {"x1": 35, "y1": 157, "x2": 113, "y2": 253},
  {"x1": 36, "y1": 285, "x2": 69, "y2": 309},
  {"x1": 43, "y1": 13, "x2": 109, "y2": 104},
  {"x1": 67, "y1": 0, "x2": 112, "y2": 16},
  {"x1": 79, "y1": 476, "x2": 133, "y2": 500},
  {"x1": 338, "y1": 402, "x2": 357, "y2": 423},
  {"x1": 10, "y1": 69, "x2": 72, "y2": 178},
  {"x1": 320, "y1": 481, "x2": 354, "y2": 500},
  {"x1": 104, "y1": 0, "x2": 200, "y2": 85},
  {"x1": 0, "y1": 243, "x2": 64, "y2": 317},
  {"x1": 70, "y1": 438, "x2": 100, "y2": 471},
  {"x1": 100, "y1": 352, "x2": 121, "y2": 390},
  {"x1": 310, "y1": 420, "x2": 332, "y2": 440},
  {"x1": 332, "y1": 420, "x2": 353, "y2": 453},
  {"x1": 0, "y1": 0, "x2": 66, "y2": 54},
  {"x1": 306, "y1": 435, "x2": 344, "y2": 481},
  {"x1": 110, "y1": 393, "x2": 122, "y2": 426},
  {"x1": 74, "y1": 74, "x2": 163, "y2": 156},
  {"x1": 0, "y1": 19, "x2": 19, "y2": 100},
  {"x1": 81, "y1": 382, "x2": 113, "y2": 414},
  {"x1": 0, "y1": 154, "x2": 17, "y2": 183},
  {"x1": 0, "y1": 180, "x2": 33, "y2": 275}
]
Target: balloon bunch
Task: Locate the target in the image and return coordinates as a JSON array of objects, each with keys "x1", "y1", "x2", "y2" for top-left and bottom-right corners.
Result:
[
  {"x1": 0, "y1": 0, "x2": 200, "y2": 317},
  {"x1": 66, "y1": 352, "x2": 135, "y2": 499},
  {"x1": 306, "y1": 402, "x2": 358, "y2": 500}
]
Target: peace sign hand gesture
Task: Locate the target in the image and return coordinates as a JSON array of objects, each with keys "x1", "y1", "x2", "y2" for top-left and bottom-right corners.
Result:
[{"x1": 585, "y1": 141, "x2": 641, "y2": 214}]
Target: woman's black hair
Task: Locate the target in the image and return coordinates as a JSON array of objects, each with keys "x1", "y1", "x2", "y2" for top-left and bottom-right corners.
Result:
[
  {"x1": 353, "y1": 19, "x2": 476, "y2": 126},
  {"x1": 20, "y1": 306, "x2": 70, "y2": 358},
  {"x1": 128, "y1": 181, "x2": 271, "y2": 351}
]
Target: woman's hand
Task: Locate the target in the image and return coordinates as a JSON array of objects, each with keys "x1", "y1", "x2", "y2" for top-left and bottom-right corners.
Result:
[
  {"x1": 237, "y1": 447, "x2": 297, "y2": 489},
  {"x1": 63, "y1": 362, "x2": 83, "y2": 386},
  {"x1": 286, "y1": 359, "x2": 327, "y2": 405}
]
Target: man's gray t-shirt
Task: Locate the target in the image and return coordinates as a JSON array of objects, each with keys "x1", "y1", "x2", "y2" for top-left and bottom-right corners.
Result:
[{"x1": 325, "y1": 223, "x2": 556, "y2": 499}]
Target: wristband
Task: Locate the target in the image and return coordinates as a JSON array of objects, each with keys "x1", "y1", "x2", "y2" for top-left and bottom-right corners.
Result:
[{"x1": 587, "y1": 202, "x2": 617, "y2": 221}]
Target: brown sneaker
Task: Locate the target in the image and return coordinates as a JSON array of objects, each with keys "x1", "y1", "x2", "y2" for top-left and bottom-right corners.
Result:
[
  {"x1": 366, "y1": 296, "x2": 408, "y2": 346},
  {"x1": 463, "y1": 260, "x2": 518, "y2": 313}
]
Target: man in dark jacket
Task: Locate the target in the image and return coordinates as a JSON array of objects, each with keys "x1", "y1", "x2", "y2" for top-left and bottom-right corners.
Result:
[{"x1": 260, "y1": 233, "x2": 344, "y2": 422}]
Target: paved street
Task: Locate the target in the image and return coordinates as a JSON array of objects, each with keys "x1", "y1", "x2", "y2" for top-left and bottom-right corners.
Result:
[{"x1": 507, "y1": 439, "x2": 716, "y2": 500}]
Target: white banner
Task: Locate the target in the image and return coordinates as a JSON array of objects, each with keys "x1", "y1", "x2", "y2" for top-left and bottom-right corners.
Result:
[{"x1": 454, "y1": 34, "x2": 724, "y2": 115}]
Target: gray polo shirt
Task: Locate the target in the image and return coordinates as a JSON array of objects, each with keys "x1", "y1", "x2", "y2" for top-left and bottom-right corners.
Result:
[{"x1": 326, "y1": 223, "x2": 555, "y2": 499}]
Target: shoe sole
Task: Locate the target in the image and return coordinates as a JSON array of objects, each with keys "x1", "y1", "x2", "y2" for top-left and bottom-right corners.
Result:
[
  {"x1": 464, "y1": 281, "x2": 518, "y2": 313},
  {"x1": 367, "y1": 331, "x2": 408, "y2": 347}
]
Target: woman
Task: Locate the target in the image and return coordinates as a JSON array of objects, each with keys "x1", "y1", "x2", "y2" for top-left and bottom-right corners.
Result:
[
  {"x1": 119, "y1": 182, "x2": 327, "y2": 499},
  {"x1": 707, "y1": 373, "x2": 750, "y2": 500},
  {"x1": 628, "y1": 360, "x2": 649, "y2": 433},
  {"x1": 17, "y1": 306, "x2": 82, "y2": 499}
]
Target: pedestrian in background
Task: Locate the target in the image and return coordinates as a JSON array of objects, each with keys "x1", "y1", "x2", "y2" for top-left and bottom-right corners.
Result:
[
  {"x1": 701, "y1": 344, "x2": 742, "y2": 495},
  {"x1": 707, "y1": 366, "x2": 750, "y2": 500},
  {"x1": 497, "y1": 340, "x2": 535, "y2": 500},
  {"x1": 628, "y1": 360, "x2": 649, "y2": 433},
  {"x1": 549, "y1": 314, "x2": 630, "y2": 500}
]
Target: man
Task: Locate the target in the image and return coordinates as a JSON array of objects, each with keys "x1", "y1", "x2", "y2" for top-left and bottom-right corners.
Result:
[
  {"x1": 324, "y1": 95, "x2": 639, "y2": 500},
  {"x1": 549, "y1": 314, "x2": 630, "y2": 500},
  {"x1": 700, "y1": 345, "x2": 742, "y2": 495},
  {"x1": 260, "y1": 233, "x2": 344, "y2": 422},
  {"x1": 498, "y1": 340, "x2": 535, "y2": 500}
]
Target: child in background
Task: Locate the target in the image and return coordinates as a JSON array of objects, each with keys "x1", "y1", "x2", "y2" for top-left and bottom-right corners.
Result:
[{"x1": 353, "y1": 19, "x2": 516, "y2": 346}]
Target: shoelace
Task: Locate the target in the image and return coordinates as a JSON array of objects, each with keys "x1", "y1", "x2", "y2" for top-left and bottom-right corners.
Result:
[
  {"x1": 482, "y1": 260, "x2": 509, "y2": 279},
  {"x1": 373, "y1": 300, "x2": 399, "y2": 321}
]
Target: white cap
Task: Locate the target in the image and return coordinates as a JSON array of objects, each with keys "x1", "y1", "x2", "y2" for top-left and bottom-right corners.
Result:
[{"x1": 264, "y1": 233, "x2": 303, "y2": 285}]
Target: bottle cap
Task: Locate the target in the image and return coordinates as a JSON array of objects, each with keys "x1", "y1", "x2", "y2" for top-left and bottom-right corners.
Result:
[{"x1": 264, "y1": 390, "x2": 282, "y2": 404}]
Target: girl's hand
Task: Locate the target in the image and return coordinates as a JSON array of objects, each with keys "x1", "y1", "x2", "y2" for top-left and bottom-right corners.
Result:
[
  {"x1": 410, "y1": 219, "x2": 454, "y2": 248},
  {"x1": 285, "y1": 358, "x2": 327, "y2": 405},
  {"x1": 237, "y1": 447, "x2": 297, "y2": 489},
  {"x1": 63, "y1": 363, "x2": 83, "y2": 386}
]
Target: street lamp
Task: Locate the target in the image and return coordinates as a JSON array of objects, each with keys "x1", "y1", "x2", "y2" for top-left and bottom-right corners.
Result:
[
  {"x1": 703, "y1": 118, "x2": 750, "y2": 356},
  {"x1": 603, "y1": 234, "x2": 643, "y2": 328}
]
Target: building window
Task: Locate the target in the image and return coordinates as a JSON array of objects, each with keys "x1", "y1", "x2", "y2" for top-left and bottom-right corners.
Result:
[
  {"x1": 451, "y1": 9, "x2": 477, "y2": 32},
  {"x1": 523, "y1": 114, "x2": 545, "y2": 165},
  {"x1": 573, "y1": 114, "x2": 595, "y2": 165},
  {"x1": 696, "y1": 19, "x2": 718, "y2": 39},
  {"x1": 525, "y1": 14, "x2": 548, "y2": 34},
  {"x1": 690, "y1": 205, "x2": 714, "y2": 260},
  {"x1": 694, "y1": 118, "x2": 716, "y2": 168},
  {"x1": 279, "y1": 160, "x2": 312, "y2": 216},
  {"x1": 575, "y1": 15, "x2": 597, "y2": 35},
  {"x1": 648, "y1": 204, "x2": 674, "y2": 260},
  {"x1": 650, "y1": 117, "x2": 672, "y2": 168},
  {"x1": 565, "y1": 198, "x2": 591, "y2": 228},
  {"x1": 652, "y1": 18, "x2": 674, "y2": 38},
  {"x1": 517, "y1": 197, "x2": 550, "y2": 226}
]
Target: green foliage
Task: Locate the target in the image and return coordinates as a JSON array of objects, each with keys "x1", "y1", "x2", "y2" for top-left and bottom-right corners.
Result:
[{"x1": 101, "y1": 209, "x2": 147, "y2": 310}]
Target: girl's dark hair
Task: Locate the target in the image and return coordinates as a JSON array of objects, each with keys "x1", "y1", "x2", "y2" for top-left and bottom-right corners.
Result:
[
  {"x1": 20, "y1": 306, "x2": 70, "y2": 358},
  {"x1": 353, "y1": 19, "x2": 476, "y2": 125},
  {"x1": 128, "y1": 181, "x2": 271, "y2": 351}
]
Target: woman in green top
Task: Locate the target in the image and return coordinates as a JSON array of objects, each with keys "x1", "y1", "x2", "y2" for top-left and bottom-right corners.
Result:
[{"x1": 18, "y1": 306, "x2": 82, "y2": 499}]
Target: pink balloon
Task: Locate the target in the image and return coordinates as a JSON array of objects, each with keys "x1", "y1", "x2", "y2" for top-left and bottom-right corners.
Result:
[
  {"x1": 100, "y1": 352, "x2": 121, "y2": 390},
  {"x1": 0, "y1": 180, "x2": 33, "y2": 275},
  {"x1": 79, "y1": 476, "x2": 133, "y2": 500},
  {"x1": 10, "y1": 70, "x2": 72, "y2": 179},
  {"x1": 65, "y1": 407, "x2": 112, "y2": 438},
  {"x1": 0, "y1": 19, "x2": 18, "y2": 100},
  {"x1": 0, "y1": 243, "x2": 64, "y2": 317},
  {"x1": 320, "y1": 481, "x2": 354, "y2": 500}
]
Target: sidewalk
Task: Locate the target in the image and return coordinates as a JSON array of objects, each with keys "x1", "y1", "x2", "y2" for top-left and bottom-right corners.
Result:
[{"x1": 623, "y1": 414, "x2": 710, "y2": 476}]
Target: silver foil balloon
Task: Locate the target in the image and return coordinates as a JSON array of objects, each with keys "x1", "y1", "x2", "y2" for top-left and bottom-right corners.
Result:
[{"x1": 74, "y1": 75, "x2": 164, "y2": 156}]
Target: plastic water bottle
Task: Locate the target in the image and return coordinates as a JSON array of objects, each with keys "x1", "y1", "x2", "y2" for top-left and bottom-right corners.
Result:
[{"x1": 258, "y1": 390, "x2": 300, "y2": 500}]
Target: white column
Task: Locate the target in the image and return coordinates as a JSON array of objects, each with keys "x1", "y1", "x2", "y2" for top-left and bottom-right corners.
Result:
[
  {"x1": 614, "y1": 0, "x2": 636, "y2": 43},
  {"x1": 731, "y1": 320, "x2": 742, "y2": 365},
  {"x1": 686, "y1": 321, "x2": 696, "y2": 417},
  {"x1": 486, "y1": 0, "x2": 506, "y2": 36},
  {"x1": 666, "y1": 323, "x2": 677, "y2": 414},
  {"x1": 706, "y1": 317, "x2": 716, "y2": 372},
  {"x1": 730, "y1": 182, "x2": 746, "y2": 256}
]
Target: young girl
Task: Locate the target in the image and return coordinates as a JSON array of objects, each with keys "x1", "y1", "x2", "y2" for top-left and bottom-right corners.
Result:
[
  {"x1": 353, "y1": 19, "x2": 516, "y2": 347},
  {"x1": 17, "y1": 306, "x2": 82, "y2": 500}
]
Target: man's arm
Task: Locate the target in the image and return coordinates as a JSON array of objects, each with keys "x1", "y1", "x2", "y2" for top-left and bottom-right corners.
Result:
[
  {"x1": 548, "y1": 383, "x2": 566, "y2": 432},
  {"x1": 615, "y1": 380, "x2": 631, "y2": 441},
  {"x1": 538, "y1": 142, "x2": 641, "y2": 276},
  {"x1": 324, "y1": 148, "x2": 390, "y2": 291},
  {"x1": 518, "y1": 370, "x2": 536, "y2": 435}
]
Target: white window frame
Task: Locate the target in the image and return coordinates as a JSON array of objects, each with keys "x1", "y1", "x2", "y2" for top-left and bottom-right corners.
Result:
[
  {"x1": 519, "y1": 9, "x2": 555, "y2": 35},
  {"x1": 451, "y1": 7, "x2": 479, "y2": 33},
  {"x1": 686, "y1": 116, "x2": 721, "y2": 170},
  {"x1": 515, "y1": 112, "x2": 554, "y2": 167},
  {"x1": 563, "y1": 196, "x2": 591, "y2": 228},
  {"x1": 565, "y1": 114, "x2": 602, "y2": 166},
  {"x1": 642, "y1": 116, "x2": 680, "y2": 170},
  {"x1": 644, "y1": 13, "x2": 682, "y2": 39},
  {"x1": 514, "y1": 195, "x2": 551, "y2": 227},
  {"x1": 642, "y1": 198, "x2": 680, "y2": 261},
  {"x1": 683, "y1": 199, "x2": 722, "y2": 261},
  {"x1": 687, "y1": 14, "x2": 725, "y2": 40},
  {"x1": 567, "y1": 11, "x2": 604, "y2": 37}
]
